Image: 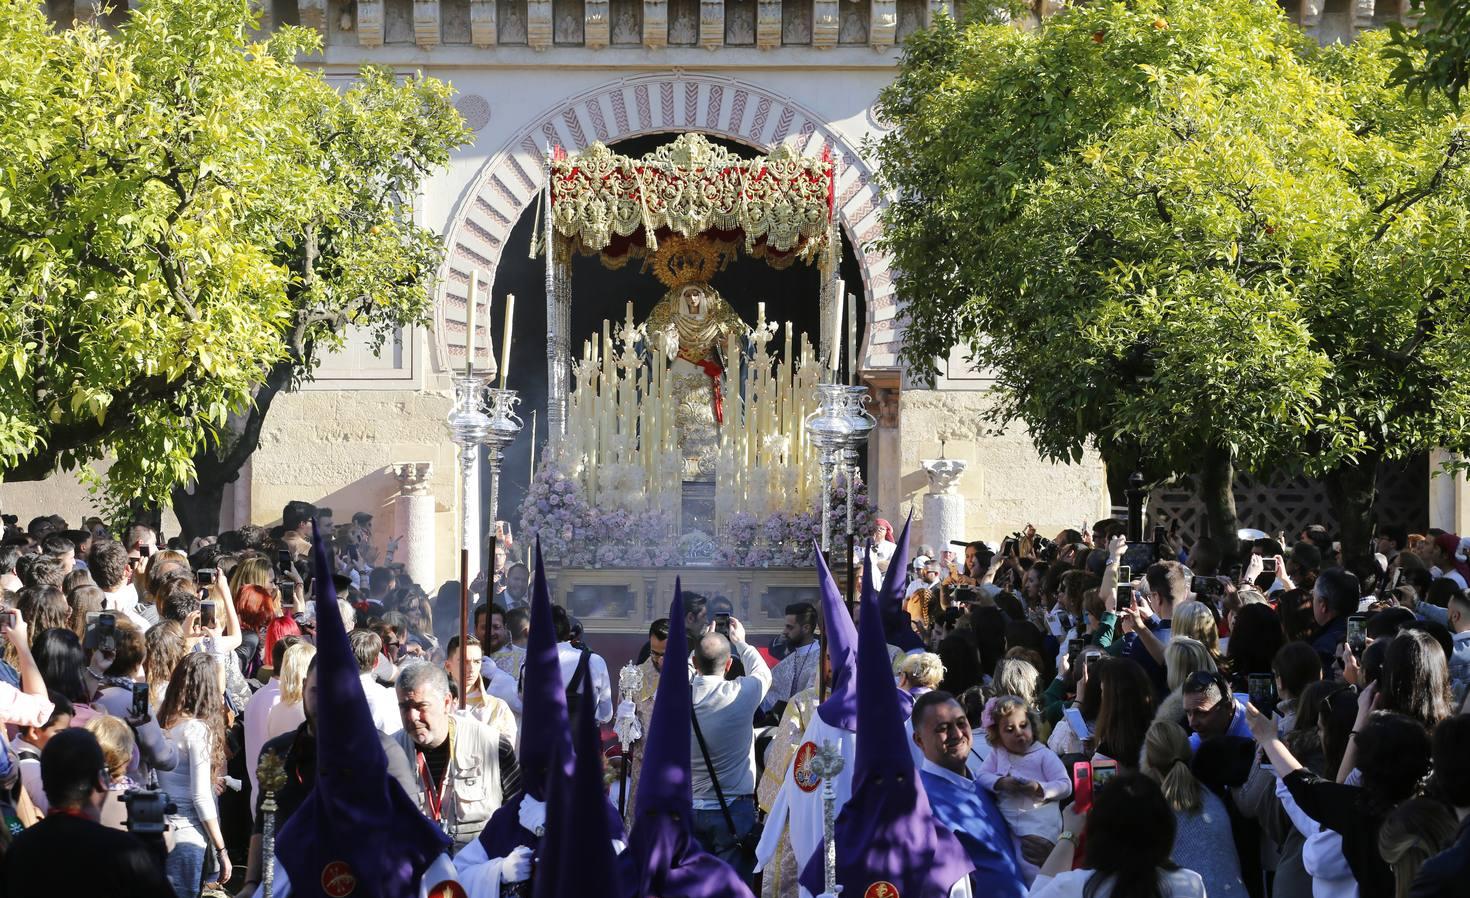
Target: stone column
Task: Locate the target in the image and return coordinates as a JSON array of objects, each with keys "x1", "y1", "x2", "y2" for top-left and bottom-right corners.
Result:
[
  {"x1": 1428, "y1": 450, "x2": 1470, "y2": 535},
  {"x1": 870, "y1": 383, "x2": 901, "y2": 520},
  {"x1": 920, "y1": 458, "x2": 968, "y2": 554},
  {"x1": 393, "y1": 463, "x2": 436, "y2": 590}
]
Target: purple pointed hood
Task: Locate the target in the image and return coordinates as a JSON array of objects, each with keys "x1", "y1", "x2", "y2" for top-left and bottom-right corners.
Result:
[
  {"x1": 516, "y1": 539, "x2": 572, "y2": 801},
  {"x1": 479, "y1": 539, "x2": 601, "y2": 859},
  {"x1": 815, "y1": 547, "x2": 859, "y2": 731},
  {"x1": 800, "y1": 544, "x2": 975, "y2": 898},
  {"x1": 534, "y1": 658, "x2": 625, "y2": 898},
  {"x1": 880, "y1": 512, "x2": 925, "y2": 653},
  {"x1": 275, "y1": 522, "x2": 450, "y2": 898},
  {"x1": 623, "y1": 580, "x2": 754, "y2": 898}
]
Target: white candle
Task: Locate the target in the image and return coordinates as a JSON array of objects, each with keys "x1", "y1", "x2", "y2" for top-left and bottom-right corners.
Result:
[
  {"x1": 847, "y1": 292, "x2": 858, "y2": 386},
  {"x1": 500, "y1": 293, "x2": 515, "y2": 388},
  {"x1": 466, "y1": 269, "x2": 480, "y2": 374},
  {"x1": 829, "y1": 279, "x2": 844, "y2": 373}
]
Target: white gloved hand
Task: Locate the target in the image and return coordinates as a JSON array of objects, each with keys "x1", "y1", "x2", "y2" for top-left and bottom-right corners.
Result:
[
  {"x1": 518, "y1": 796, "x2": 547, "y2": 835},
  {"x1": 501, "y1": 846, "x2": 533, "y2": 883},
  {"x1": 615, "y1": 699, "x2": 636, "y2": 720}
]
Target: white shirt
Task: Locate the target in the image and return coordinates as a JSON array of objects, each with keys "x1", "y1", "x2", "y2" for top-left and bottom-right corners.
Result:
[
  {"x1": 557, "y1": 643, "x2": 612, "y2": 724},
  {"x1": 1275, "y1": 778, "x2": 1358, "y2": 898},
  {"x1": 361, "y1": 673, "x2": 404, "y2": 736},
  {"x1": 103, "y1": 583, "x2": 150, "y2": 629},
  {"x1": 1028, "y1": 868, "x2": 1205, "y2": 898},
  {"x1": 243, "y1": 679, "x2": 282, "y2": 821},
  {"x1": 480, "y1": 659, "x2": 523, "y2": 718}
]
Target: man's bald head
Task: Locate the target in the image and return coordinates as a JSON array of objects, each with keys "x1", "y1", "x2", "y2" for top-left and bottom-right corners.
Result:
[{"x1": 692, "y1": 631, "x2": 732, "y2": 675}]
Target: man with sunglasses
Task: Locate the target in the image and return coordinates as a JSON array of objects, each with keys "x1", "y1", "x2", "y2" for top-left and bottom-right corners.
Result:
[{"x1": 1182, "y1": 670, "x2": 1252, "y2": 750}]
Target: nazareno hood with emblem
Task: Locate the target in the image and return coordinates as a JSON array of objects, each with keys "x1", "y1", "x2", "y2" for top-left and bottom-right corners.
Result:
[
  {"x1": 275, "y1": 521, "x2": 451, "y2": 898},
  {"x1": 799, "y1": 543, "x2": 975, "y2": 898}
]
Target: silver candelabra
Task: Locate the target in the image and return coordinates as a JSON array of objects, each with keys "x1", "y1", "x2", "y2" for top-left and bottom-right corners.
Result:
[
  {"x1": 838, "y1": 385, "x2": 875, "y2": 540},
  {"x1": 446, "y1": 372, "x2": 492, "y2": 709},
  {"x1": 484, "y1": 386, "x2": 524, "y2": 535},
  {"x1": 806, "y1": 382, "x2": 856, "y2": 554}
]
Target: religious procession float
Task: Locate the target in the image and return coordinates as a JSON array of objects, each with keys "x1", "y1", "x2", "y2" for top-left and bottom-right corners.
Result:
[{"x1": 516, "y1": 134, "x2": 875, "y2": 635}]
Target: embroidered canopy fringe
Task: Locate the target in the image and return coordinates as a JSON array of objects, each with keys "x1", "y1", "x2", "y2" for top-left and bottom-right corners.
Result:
[{"x1": 548, "y1": 133, "x2": 834, "y2": 264}]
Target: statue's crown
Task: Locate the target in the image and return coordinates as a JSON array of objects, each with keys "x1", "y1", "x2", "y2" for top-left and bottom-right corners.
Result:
[{"x1": 649, "y1": 235, "x2": 722, "y2": 288}]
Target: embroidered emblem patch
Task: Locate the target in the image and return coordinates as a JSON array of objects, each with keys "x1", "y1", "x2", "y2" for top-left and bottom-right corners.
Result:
[
  {"x1": 321, "y1": 861, "x2": 357, "y2": 897},
  {"x1": 793, "y1": 741, "x2": 821, "y2": 793}
]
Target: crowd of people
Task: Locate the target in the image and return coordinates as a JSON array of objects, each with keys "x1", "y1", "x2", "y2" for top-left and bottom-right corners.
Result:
[{"x1": 0, "y1": 499, "x2": 1467, "y2": 898}]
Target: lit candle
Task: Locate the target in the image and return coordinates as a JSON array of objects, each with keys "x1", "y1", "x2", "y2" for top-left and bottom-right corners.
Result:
[
  {"x1": 465, "y1": 269, "x2": 480, "y2": 375},
  {"x1": 847, "y1": 292, "x2": 858, "y2": 387},
  {"x1": 500, "y1": 293, "x2": 515, "y2": 389}
]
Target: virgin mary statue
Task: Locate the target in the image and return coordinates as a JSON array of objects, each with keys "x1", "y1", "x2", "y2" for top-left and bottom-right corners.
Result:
[{"x1": 643, "y1": 236, "x2": 747, "y2": 481}]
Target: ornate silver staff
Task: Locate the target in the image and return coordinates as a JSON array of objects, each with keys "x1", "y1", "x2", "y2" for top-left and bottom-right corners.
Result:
[
  {"x1": 258, "y1": 749, "x2": 287, "y2": 898},
  {"x1": 807, "y1": 741, "x2": 847, "y2": 898},
  {"x1": 613, "y1": 661, "x2": 645, "y2": 820}
]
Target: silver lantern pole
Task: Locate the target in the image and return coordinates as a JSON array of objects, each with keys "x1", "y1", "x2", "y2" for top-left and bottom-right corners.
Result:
[
  {"x1": 447, "y1": 371, "x2": 492, "y2": 709},
  {"x1": 484, "y1": 386, "x2": 524, "y2": 543},
  {"x1": 808, "y1": 741, "x2": 847, "y2": 898}
]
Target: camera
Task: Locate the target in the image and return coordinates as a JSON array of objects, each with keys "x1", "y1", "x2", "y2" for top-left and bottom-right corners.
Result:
[
  {"x1": 121, "y1": 781, "x2": 176, "y2": 837},
  {"x1": 0, "y1": 515, "x2": 15, "y2": 526}
]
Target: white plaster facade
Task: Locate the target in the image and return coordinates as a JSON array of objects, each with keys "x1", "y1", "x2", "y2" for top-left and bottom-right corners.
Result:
[{"x1": 0, "y1": 0, "x2": 1419, "y2": 583}]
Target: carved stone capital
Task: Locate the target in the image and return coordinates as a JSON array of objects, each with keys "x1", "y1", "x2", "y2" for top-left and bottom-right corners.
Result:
[
  {"x1": 869, "y1": 0, "x2": 895, "y2": 49},
  {"x1": 812, "y1": 0, "x2": 838, "y2": 47},
  {"x1": 921, "y1": 458, "x2": 967, "y2": 496},
  {"x1": 357, "y1": 0, "x2": 385, "y2": 44},
  {"x1": 413, "y1": 0, "x2": 441, "y2": 47},
  {"x1": 393, "y1": 462, "x2": 435, "y2": 497},
  {"x1": 699, "y1": 0, "x2": 723, "y2": 48},
  {"x1": 756, "y1": 0, "x2": 780, "y2": 47},
  {"x1": 586, "y1": 0, "x2": 610, "y2": 46},
  {"x1": 469, "y1": 0, "x2": 497, "y2": 45},
  {"x1": 527, "y1": 0, "x2": 553, "y2": 48},
  {"x1": 642, "y1": 0, "x2": 667, "y2": 46}
]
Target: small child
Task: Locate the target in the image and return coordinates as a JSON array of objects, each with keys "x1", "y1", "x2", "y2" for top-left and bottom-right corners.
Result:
[{"x1": 975, "y1": 694, "x2": 1071, "y2": 884}]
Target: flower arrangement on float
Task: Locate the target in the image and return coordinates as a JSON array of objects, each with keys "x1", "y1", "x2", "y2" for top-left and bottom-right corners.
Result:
[{"x1": 520, "y1": 465, "x2": 875, "y2": 570}]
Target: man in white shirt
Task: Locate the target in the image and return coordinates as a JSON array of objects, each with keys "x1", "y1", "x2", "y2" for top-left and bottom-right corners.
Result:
[
  {"x1": 89, "y1": 540, "x2": 150, "y2": 629},
  {"x1": 350, "y1": 628, "x2": 403, "y2": 736},
  {"x1": 907, "y1": 556, "x2": 939, "y2": 599},
  {"x1": 551, "y1": 606, "x2": 611, "y2": 724},
  {"x1": 689, "y1": 617, "x2": 771, "y2": 882},
  {"x1": 760, "y1": 602, "x2": 819, "y2": 715}
]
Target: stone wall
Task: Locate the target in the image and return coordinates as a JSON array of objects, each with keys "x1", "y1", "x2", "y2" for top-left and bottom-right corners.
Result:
[
  {"x1": 249, "y1": 386, "x2": 461, "y2": 584},
  {"x1": 897, "y1": 388, "x2": 1109, "y2": 545}
]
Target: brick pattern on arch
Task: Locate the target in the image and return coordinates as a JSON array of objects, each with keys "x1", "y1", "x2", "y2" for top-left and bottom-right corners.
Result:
[{"x1": 434, "y1": 72, "x2": 899, "y2": 373}]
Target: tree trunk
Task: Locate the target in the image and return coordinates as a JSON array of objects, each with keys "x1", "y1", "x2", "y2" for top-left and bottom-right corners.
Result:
[
  {"x1": 169, "y1": 356, "x2": 298, "y2": 544},
  {"x1": 1324, "y1": 454, "x2": 1380, "y2": 566},
  {"x1": 171, "y1": 479, "x2": 229, "y2": 541},
  {"x1": 1199, "y1": 443, "x2": 1240, "y2": 564}
]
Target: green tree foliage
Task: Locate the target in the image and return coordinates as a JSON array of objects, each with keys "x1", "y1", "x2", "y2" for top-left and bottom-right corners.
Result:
[
  {"x1": 876, "y1": 0, "x2": 1470, "y2": 552},
  {"x1": 0, "y1": 0, "x2": 468, "y2": 526},
  {"x1": 1387, "y1": 1, "x2": 1470, "y2": 107}
]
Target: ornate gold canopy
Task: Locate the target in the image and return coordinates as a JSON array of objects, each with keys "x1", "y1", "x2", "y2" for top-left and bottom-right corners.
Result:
[{"x1": 547, "y1": 133, "x2": 835, "y2": 267}]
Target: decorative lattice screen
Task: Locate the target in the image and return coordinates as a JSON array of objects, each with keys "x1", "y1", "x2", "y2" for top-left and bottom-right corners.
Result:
[{"x1": 1145, "y1": 456, "x2": 1428, "y2": 547}]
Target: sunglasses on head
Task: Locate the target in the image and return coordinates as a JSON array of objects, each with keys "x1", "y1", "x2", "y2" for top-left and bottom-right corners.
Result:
[{"x1": 1182, "y1": 670, "x2": 1229, "y2": 695}]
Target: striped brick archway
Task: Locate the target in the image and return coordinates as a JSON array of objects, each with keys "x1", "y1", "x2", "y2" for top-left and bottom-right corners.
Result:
[{"x1": 434, "y1": 72, "x2": 900, "y2": 375}]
